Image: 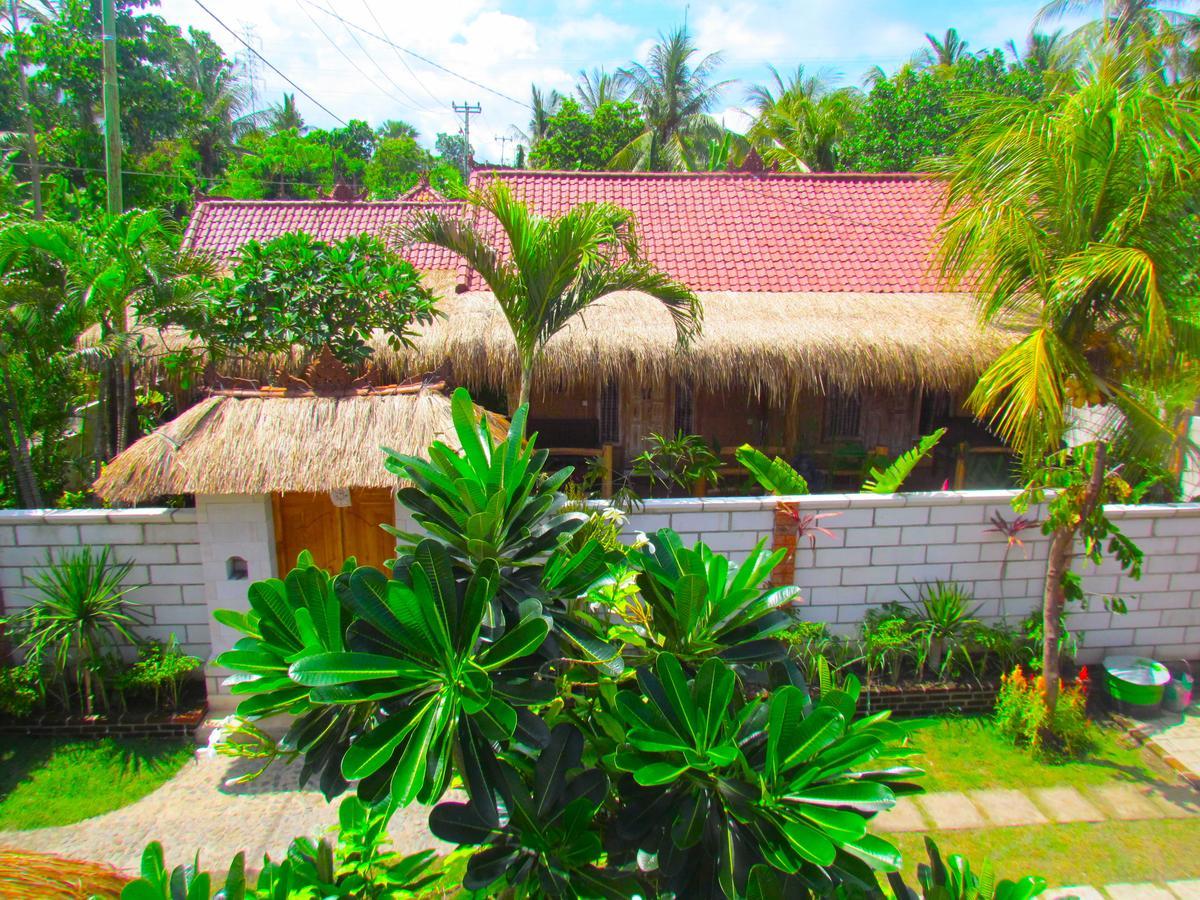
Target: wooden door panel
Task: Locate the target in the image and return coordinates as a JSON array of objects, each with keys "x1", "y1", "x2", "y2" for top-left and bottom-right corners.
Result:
[
  {"x1": 342, "y1": 489, "x2": 396, "y2": 570},
  {"x1": 274, "y1": 489, "x2": 396, "y2": 575},
  {"x1": 275, "y1": 492, "x2": 343, "y2": 573}
]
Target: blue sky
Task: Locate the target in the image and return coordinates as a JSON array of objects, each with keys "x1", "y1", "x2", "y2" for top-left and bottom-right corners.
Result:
[{"x1": 156, "y1": 0, "x2": 1089, "y2": 162}]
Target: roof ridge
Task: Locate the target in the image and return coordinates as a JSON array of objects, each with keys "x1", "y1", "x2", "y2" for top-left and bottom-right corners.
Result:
[
  {"x1": 469, "y1": 168, "x2": 936, "y2": 182},
  {"x1": 190, "y1": 197, "x2": 464, "y2": 208}
]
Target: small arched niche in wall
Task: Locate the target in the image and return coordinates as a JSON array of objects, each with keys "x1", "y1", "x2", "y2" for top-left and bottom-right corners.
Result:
[{"x1": 226, "y1": 556, "x2": 249, "y2": 580}]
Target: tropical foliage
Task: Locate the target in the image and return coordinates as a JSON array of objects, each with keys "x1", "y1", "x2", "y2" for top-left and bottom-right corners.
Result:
[
  {"x1": 1, "y1": 546, "x2": 140, "y2": 715},
  {"x1": 404, "y1": 181, "x2": 700, "y2": 408},
  {"x1": 194, "y1": 232, "x2": 437, "y2": 368},
  {"x1": 209, "y1": 388, "x2": 925, "y2": 897}
]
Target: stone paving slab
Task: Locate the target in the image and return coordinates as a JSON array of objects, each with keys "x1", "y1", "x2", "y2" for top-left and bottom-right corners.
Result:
[
  {"x1": 1086, "y1": 784, "x2": 1165, "y2": 820},
  {"x1": 871, "y1": 796, "x2": 927, "y2": 833},
  {"x1": 915, "y1": 792, "x2": 985, "y2": 830},
  {"x1": 1031, "y1": 786, "x2": 1105, "y2": 823},
  {"x1": 968, "y1": 788, "x2": 1048, "y2": 827},
  {"x1": 1043, "y1": 888, "x2": 1105, "y2": 900},
  {"x1": 1150, "y1": 788, "x2": 1199, "y2": 819},
  {"x1": 1106, "y1": 884, "x2": 1179, "y2": 900},
  {"x1": 1167, "y1": 880, "x2": 1200, "y2": 899},
  {"x1": 0, "y1": 751, "x2": 449, "y2": 876}
]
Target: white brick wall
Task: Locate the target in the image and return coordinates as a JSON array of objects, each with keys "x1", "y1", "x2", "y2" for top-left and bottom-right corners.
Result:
[
  {"x1": 0, "y1": 508, "x2": 206, "y2": 658},
  {"x1": 623, "y1": 492, "x2": 1200, "y2": 663}
]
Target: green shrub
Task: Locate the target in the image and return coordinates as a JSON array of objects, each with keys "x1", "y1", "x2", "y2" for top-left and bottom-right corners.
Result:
[
  {"x1": 632, "y1": 431, "x2": 722, "y2": 496},
  {"x1": 0, "y1": 660, "x2": 43, "y2": 718},
  {"x1": 909, "y1": 581, "x2": 981, "y2": 680},
  {"x1": 114, "y1": 635, "x2": 201, "y2": 711}
]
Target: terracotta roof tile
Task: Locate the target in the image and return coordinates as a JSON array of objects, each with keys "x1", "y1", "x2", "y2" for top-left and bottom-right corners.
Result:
[
  {"x1": 182, "y1": 172, "x2": 951, "y2": 293},
  {"x1": 181, "y1": 199, "x2": 465, "y2": 273},
  {"x1": 466, "y1": 170, "x2": 949, "y2": 293}
]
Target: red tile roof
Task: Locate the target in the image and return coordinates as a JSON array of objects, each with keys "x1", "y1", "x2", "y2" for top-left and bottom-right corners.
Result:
[
  {"x1": 182, "y1": 172, "x2": 951, "y2": 293},
  {"x1": 468, "y1": 170, "x2": 949, "y2": 292},
  {"x1": 182, "y1": 199, "x2": 464, "y2": 272}
]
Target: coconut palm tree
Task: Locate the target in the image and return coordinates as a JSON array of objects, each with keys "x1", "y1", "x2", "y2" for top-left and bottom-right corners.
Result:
[
  {"x1": 1005, "y1": 29, "x2": 1081, "y2": 74},
  {"x1": 179, "y1": 32, "x2": 258, "y2": 178},
  {"x1": 404, "y1": 181, "x2": 701, "y2": 410},
  {"x1": 746, "y1": 66, "x2": 862, "y2": 172},
  {"x1": 521, "y1": 86, "x2": 562, "y2": 147},
  {"x1": 918, "y1": 28, "x2": 974, "y2": 68},
  {"x1": 0, "y1": 211, "x2": 214, "y2": 462},
  {"x1": 1038, "y1": 0, "x2": 1200, "y2": 80},
  {"x1": 611, "y1": 26, "x2": 731, "y2": 171},
  {"x1": 269, "y1": 93, "x2": 306, "y2": 134},
  {"x1": 575, "y1": 68, "x2": 625, "y2": 112},
  {"x1": 930, "y1": 58, "x2": 1200, "y2": 709}
]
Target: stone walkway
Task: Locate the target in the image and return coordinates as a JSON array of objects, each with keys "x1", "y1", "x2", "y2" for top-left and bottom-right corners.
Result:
[
  {"x1": 1123, "y1": 710, "x2": 1200, "y2": 789},
  {"x1": 0, "y1": 749, "x2": 449, "y2": 875},
  {"x1": 873, "y1": 780, "x2": 1199, "y2": 833},
  {"x1": 1047, "y1": 882, "x2": 1200, "y2": 899}
]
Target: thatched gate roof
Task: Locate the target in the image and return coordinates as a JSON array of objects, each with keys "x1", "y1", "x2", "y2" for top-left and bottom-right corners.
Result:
[{"x1": 94, "y1": 385, "x2": 505, "y2": 502}]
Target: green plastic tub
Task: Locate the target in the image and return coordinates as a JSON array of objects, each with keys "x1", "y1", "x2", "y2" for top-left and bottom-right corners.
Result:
[{"x1": 1104, "y1": 655, "x2": 1170, "y2": 710}]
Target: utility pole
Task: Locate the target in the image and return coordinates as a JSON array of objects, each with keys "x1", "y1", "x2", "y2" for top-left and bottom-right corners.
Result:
[
  {"x1": 452, "y1": 101, "x2": 481, "y2": 181},
  {"x1": 496, "y1": 134, "x2": 513, "y2": 166},
  {"x1": 8, "y1": 0, "x2": 41, "y2": 218},
  {"x1": 100, "y1": 0, "x2": 122, "y2": 215}
]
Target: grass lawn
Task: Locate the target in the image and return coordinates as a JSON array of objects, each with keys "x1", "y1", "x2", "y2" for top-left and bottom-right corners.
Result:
[
  {"x1": 0, "y1": 736, "x2": 194, "y2": 830},
  {"x1": 902, "y1": 714, "x2": 1174, "y2": 793},
  {"x1": 892, "y1": 819, "x2": 1200, "y2": 888}
]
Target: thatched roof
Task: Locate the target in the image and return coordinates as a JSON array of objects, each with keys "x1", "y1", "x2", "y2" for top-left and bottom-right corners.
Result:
[
  {"x1": 122, "y1": 291, "x2": 1017, "y2": 402},
  {"x1": 393, "y1": 290, "x2": 1015, "y2": 400},
  {"x1": 94, "y1": 386, "x2": 506, "y2": 502}
]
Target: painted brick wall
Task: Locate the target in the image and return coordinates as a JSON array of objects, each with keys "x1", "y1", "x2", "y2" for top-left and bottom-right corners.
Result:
[
  {"x1": 621, "y1": 492, "x2": 1200, "y2": 664},
  {"x1": 0, "y1": 508, "x2": 207, "y2": 658}
]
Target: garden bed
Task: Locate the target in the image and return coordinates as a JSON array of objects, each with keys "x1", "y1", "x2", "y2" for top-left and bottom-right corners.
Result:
[
  {"x1": 0, "y1": 681, "x2": 208, "y2": 740},
  {"x1": 859, "y1": 680, "x2": 1001, "y2": 717}
]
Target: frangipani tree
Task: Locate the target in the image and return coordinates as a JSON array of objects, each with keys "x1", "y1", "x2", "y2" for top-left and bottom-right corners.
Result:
[{"x1": 404, "y1": 180, "x2": 701, "y2": 410}]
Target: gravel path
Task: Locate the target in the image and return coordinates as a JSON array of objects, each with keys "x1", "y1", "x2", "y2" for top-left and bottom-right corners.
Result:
[{"x1": 0, "y1": 750, "x2": 449, "y2": 875}]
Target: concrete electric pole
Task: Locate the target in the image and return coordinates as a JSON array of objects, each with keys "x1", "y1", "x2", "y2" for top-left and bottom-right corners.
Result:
[{"x1": 452, "y1": 101, "x2": 481, "y2": 180}]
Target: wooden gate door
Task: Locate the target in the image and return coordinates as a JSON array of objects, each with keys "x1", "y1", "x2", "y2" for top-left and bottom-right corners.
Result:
[{"x1": 273, "y1": 488, "x2": 396, "y2": 574}]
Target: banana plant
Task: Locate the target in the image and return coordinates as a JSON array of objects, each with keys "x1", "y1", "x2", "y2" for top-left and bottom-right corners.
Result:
[
  {"x1": 383, "y1": 388, "x2": 586, "y2": 568},
  {"x1": 287, "y1": 539, "x2": 554, "y2": 807},
  {"x1": 214, "y1": 552, "x2": 365, "y2": 799},
  {"x1": 862, "y1": 428, "x2": 947, "y2": 494},
  {"x1": 620, "y1": 529, "x2": 798, "y2": 669},
  {"x1": 735, "y1": 444, "x2": 810, "y2": 495},
  {"x1": 607, "y1": 655, "x2": 923, "y2": 899},
  {"x1": 429, "y1": 724, "x2": 641, "y2": 898}
]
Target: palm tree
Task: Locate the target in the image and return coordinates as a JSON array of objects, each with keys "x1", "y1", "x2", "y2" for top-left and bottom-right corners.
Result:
[
  {"x1": 746, "y1": 66, "x2": 862, "y2": 172},
  {"x1": 611, "y1": 25, "x2": 731, "y2": 171},
  {"x1": 0, "y1": 211, "x2": 214, "y2": 462},
  {"x1": 404, "y1": 181, "x2": 701, "y2": 410},
  {"x1": 269, "y1": 93, "x2": 306, "y2": 134},
  {"x1": 930, "y1": 58, "x2": 1200, "y2": 708},
  {"x1": 1037, "y1": 0, "x2": 1200, "y2": 80},
  {"x1": 378, "y1": 119, "x2": 420, "y2": 141},
  {"x1": 1005, "y1": 29, "x2": 1081, "y2": 74},
  {"x1": 575, "y1": 68, "x2": 625, "y2": 112},
  {"x1": 179, "y1": 32, "x2": 257, "y2": 178},
  {"x1": 522, "y1": 86, "x2": 562, "y2": 147},
  {"x1": 917, "y1": 28, "x2": 973, "y2": 68}
]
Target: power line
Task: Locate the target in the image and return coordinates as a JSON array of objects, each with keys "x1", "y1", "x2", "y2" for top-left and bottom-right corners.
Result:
[
  {"x1": 293, "y1": 0, "x2": 422, "y2": 115},
  {"x1": 192, "y1": 0, "x2": 348, "y2": 126},
  {"x1": 318, "y1": 0, "x2": 435, "y2": 113},
  {"x1": 360, "y1": 0, "x2": 443, "y2": 108},
  {"x1": 296, "y1": 0, "x2": 532, "y2": 110}
]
